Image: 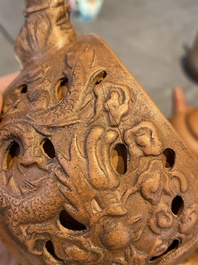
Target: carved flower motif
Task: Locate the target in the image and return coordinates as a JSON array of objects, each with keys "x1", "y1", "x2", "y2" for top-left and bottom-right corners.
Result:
[
  {"x1": 149, "y1": 203, "x2": 174, "y2": 235},
  {"x1": 94, "y1": 82, "x2": 131, "y2": 126},
  {"x1": 137, "y1": 160, "x2": 170, "y2": 205},
  {"x1": 124, "y1": 121, "x2": 162, "y2": 158}
]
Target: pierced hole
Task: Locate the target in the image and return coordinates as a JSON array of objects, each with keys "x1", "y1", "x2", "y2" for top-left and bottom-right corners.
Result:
[
  {"x1": 45, "y1": 240, "x2": 59, "y2": 259},
  {"x1": 95, "y1": 71, "x2": 107, "y2": 84},
  {"x1": 56, "y1": 78, "x2": 68, "y2": 102},
  {"x1": 41, "y1": 139, "x2": 55, "y2": 158},
  {"x1": 16, "y1": 84, "x2": 28, "y2": 94},
  {"x1": 150, "y1": 239, "x2": 180, "y2": 262},
  {"x1": 171, "y1": 195, "x2": 184, "y2": 216},
  {"x1": 162, "y1": 148, "x2": 175, "y2": 168},
  {"x1": 111, "y1": 144, "x2": 128, "y2": 175},
  {"x1": 59, "y1": 210, "x2": 86, "y2": 231},
  {"x1": 6, "y1": 141, "x2": 20, "y2": 169}
]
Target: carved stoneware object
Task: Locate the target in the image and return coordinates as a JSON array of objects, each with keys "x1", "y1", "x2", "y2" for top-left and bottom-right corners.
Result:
[{"x1": 0, "y1": 1, "x2": 198, "y2": 265}]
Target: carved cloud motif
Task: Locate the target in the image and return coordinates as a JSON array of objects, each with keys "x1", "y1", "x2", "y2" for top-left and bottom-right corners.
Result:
[{"x1": 94, "y1": 82, "x2": 131, "y2": 126}]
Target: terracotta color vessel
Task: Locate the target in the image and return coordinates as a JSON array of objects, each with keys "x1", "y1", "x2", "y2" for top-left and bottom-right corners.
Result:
[
  {"x1": 0, "y1": 1, "x2": 198, "y2": 265},
  {"x1": 170, "y1": 88, "x2": 198, "y2": 264},
  {"x1": 171, "y1": 87, "x2": 198, "y2": 160}
]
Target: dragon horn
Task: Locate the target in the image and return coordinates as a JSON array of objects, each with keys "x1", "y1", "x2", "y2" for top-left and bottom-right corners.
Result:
[{"x1": 15, "y1": 0, "x2": 76, "y2": 67}]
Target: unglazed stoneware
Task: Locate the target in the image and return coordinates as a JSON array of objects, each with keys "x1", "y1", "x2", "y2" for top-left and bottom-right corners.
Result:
[
  {"x1": 0, "y1": 1, "x2": 198, "y2": 265},
  {"x1": 180, "y1": 250, "x2": 198, "y2": 265}
]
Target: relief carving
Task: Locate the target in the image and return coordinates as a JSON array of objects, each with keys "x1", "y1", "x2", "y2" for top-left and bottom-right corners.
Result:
[
  {"x1": 0, "y1": 0, "x2": 198, "y2": 264},
  {"x1": 94, "y1": 82, "x2": 131, "y2": 126}
]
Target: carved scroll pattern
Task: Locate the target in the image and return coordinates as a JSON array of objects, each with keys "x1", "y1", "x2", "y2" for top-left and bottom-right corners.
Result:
[{"x1": 0, "y1": 45, "x2": 197, "y2": 265}]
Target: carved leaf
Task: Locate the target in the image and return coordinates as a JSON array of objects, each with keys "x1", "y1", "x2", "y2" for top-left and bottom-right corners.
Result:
[
  {"x1": 124, "y1": 121, "x2": 162, "y2": 158},
  {"x1": 140, "y1": 172, "x2": 162, "y2": 204},
  {"x1": 149, "y1": 203, "x2": 174, "y2": 235},
  {"x1": 127, "y1": 215, "x2": 144, "y2": 242},
  {"x1": 180, "y1": 204, "x2": 198, "y2": 235},
  {"x1": 149, "y1": 239, "x2": 169, "y2": 258},
  {"x1": 137, "y1": 160, "x2": 165, "y2": 205},
  {"x1": 94, "y1": 82, "x2": 131, "y2": 126},
  {"x1": 170, "y1": 171, "x2": 188, "y2": 194},
  {"x1": 104, "y1": 89, "x2": 129, "y2": 126}
]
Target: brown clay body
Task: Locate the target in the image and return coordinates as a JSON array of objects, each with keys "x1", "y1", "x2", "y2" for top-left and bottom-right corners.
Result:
[
  {"x1": 0, "y1": 241, "x2": 18, "y2": 265},
  {"x1": 180, "y1": 250, "x2": 198, "y2": 265},
  {"x1": 170, "y1": 88, "x2": 198, "y2": 265},
  {"x1": 0, "y1": 1, "x2": 198, "y2": 265}
]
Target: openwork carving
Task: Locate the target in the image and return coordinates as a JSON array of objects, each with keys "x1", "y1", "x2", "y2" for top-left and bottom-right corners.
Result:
[{"x1": 0, "y1": 1, "x2": 198, "y2": 264}]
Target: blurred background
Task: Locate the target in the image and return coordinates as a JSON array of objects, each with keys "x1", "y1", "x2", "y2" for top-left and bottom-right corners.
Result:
[{"x1": 0, "y1": 0, "x2": 198, "y2": 118}]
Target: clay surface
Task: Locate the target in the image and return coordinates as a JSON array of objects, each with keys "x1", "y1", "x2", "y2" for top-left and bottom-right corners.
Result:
[
  {"x1": 180, "y1": 251, "x2": 198, "y2": 265},
  {"x1": 0, "y1": 1, "x2": 198, "y2": 265}
]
